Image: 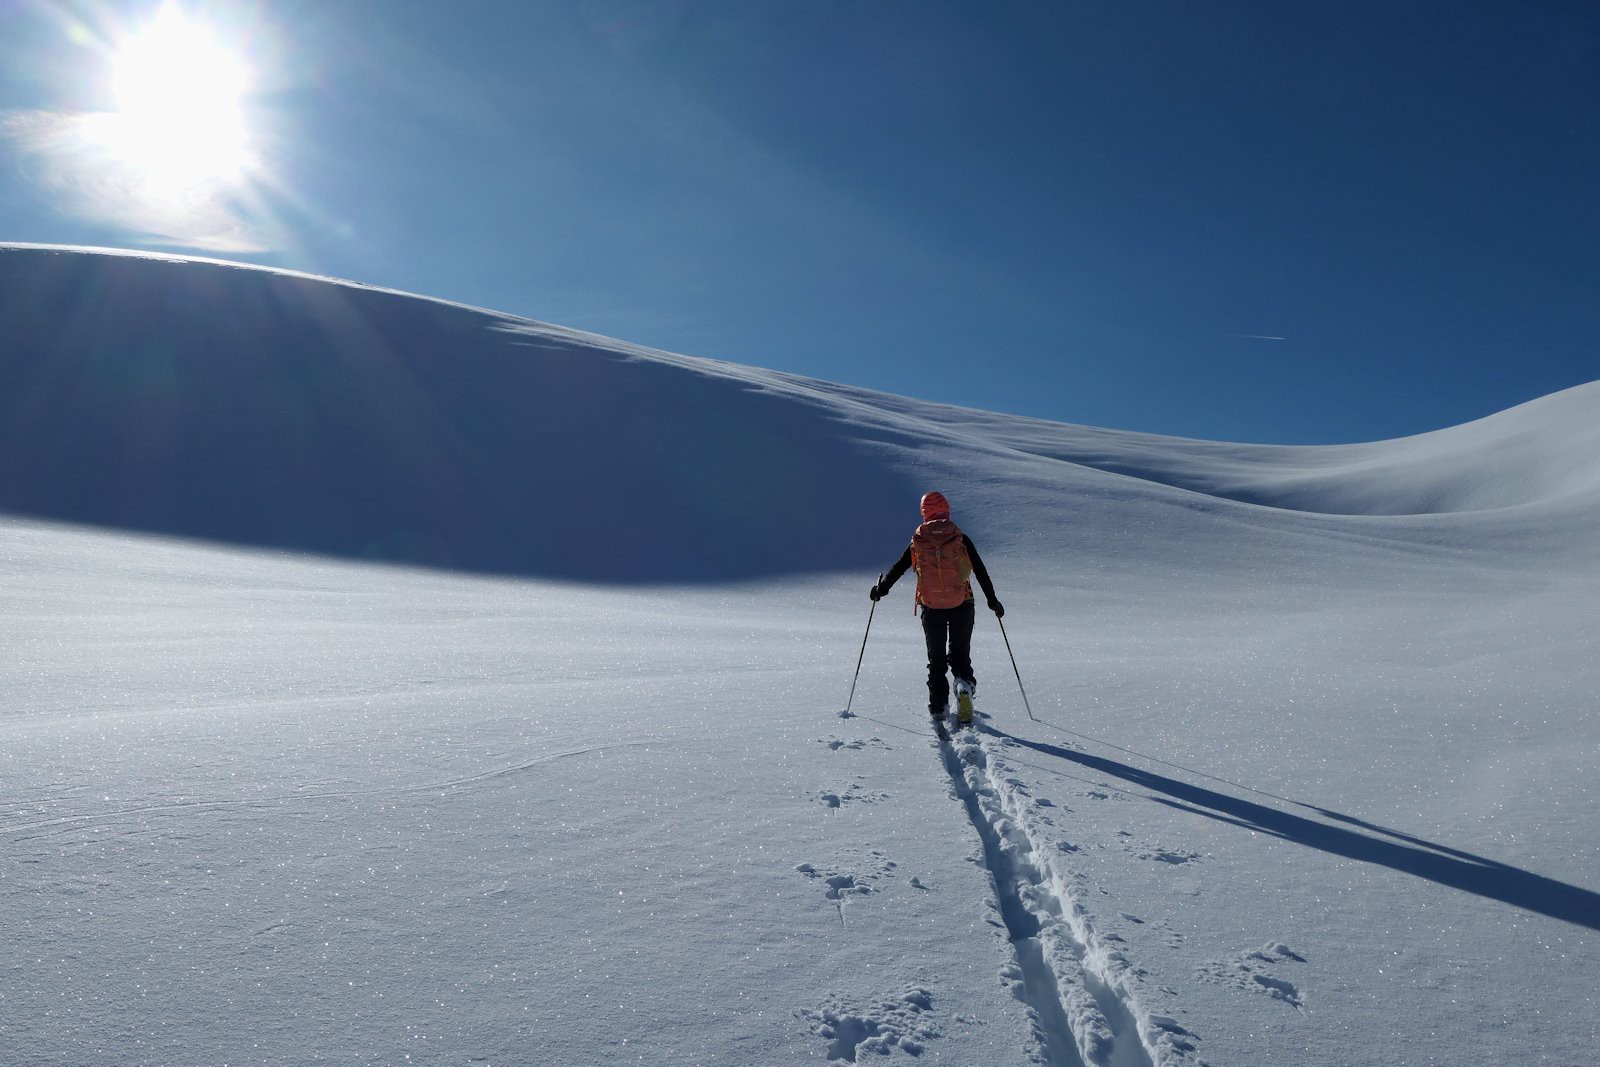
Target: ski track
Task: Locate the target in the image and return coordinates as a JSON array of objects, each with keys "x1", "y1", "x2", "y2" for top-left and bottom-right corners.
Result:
[{"x1": 937, "y1": 714, "x2": 1205, "y2": 1067}]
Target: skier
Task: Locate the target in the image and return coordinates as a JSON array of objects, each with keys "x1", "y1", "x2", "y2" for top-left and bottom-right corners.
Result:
[{"x1": 870, "y1": 491, "x2": 1004, "y2": 725}]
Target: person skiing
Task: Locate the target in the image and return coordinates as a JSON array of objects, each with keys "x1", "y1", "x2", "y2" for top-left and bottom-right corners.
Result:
[{"x1": 870, "y1": 491, "x2": 1004, "y2": 725}]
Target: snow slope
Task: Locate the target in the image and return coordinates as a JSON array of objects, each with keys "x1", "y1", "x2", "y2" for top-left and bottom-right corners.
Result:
[
  {"x1": 956, "y1": 382, "x2": 1600, "y2": 516},
  {"x1": 1, "y1": 245, "x2": 1596, "y2": 1066},
  {"x1": 0, "y1": 245, "x2": 920, "y2": 581}
]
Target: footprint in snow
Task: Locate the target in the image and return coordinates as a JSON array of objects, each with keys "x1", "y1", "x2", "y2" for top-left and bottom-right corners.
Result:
[
  {"x1": 798, "y1": 987, "x2": 939, "y2": 1062},
  {"x1": 1197, "y1": 942, "x2": 1307, "y2": 1009},
  {"x1": 816, "y1": 784, "x2": 889, "y2": 811},
  {"x1": 1146, "y1": 1014, "x2": 1202, "y2": 1058},
  {"x1": 1140, "y1": 848, "x2": 1202, "y2": 865},
  {"x1": 819, "y1": 736, "x2": 890, "y2": 752},
  {"x1": 796, "y1": 852, "x2": 898, "y2": 918}
]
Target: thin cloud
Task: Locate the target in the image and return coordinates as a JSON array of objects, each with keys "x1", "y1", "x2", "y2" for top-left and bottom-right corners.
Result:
[{"x1": 2, "y1": 108, "x2": 278, "y2": 253}]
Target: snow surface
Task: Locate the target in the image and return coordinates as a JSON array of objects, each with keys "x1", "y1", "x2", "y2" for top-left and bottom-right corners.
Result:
[{"x1": 2, "y1": 245, "x2": 1596, "y2": 1066}]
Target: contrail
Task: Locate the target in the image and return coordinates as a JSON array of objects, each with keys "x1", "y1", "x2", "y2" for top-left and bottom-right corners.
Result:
[{"x1": 1232, "y1": 333, "x2": 1287, "y2": 341}]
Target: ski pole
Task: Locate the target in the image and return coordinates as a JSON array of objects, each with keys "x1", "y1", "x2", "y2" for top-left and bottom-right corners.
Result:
[
  {"x1": 997, "y1": 615, "x2": 1037, "y2": 722},
  {"x1": 843, "y1": 572, "x2": 883, "y2": 716}
]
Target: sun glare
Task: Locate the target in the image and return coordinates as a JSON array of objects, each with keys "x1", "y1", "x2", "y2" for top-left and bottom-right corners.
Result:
[
  {"x1": 2, "y1": 0, "x2": 283, "y2": 249},
  {"x1": 103, "y1": 3, "x2": 256, "y2": 190}
]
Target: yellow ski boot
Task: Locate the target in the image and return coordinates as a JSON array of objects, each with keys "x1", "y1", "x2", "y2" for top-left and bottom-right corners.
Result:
[{"x1": 955, "y1": 679, "x2": 975, "y2": 726}]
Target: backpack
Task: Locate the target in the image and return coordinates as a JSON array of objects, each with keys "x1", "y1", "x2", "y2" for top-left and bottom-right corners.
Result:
[{"x1": 910, "y1": 518, "x2": 973, "y2": 609}]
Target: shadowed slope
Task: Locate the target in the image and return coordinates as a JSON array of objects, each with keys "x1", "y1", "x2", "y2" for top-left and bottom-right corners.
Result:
[{"x1": 0, "y1": 246, "x2": 917, "y2": 581}]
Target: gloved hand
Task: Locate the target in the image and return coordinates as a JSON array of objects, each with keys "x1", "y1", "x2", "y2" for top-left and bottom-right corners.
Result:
[
  {"x1": 988, "y1": 598, "x2": 1005, "y2": 618},
  {"x1": 869, "y1": 584, "x2": 884, "y2": 602}
]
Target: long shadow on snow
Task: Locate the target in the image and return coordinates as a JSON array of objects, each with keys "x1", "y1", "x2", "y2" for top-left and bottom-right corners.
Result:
[
  {"x1": 987, "y1": 726, "x2": 1600, "y2": 933},
  {"x1": 0, "y1": 248, "x2": 913, "y2": 581}
]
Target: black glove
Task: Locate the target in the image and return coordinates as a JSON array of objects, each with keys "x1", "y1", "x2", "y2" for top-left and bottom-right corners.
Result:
[
  {"x1": 869, "y1": 584, "x2": 884, "y2": 602},
  {"x1": 988, "y1": 598, "x2": 1005, "y2": 618}
]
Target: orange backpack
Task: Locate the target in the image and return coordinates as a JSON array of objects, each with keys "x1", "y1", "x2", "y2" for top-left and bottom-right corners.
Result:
[{"x1": 911, "y1": 518, "x2": 973, "y2": 609}]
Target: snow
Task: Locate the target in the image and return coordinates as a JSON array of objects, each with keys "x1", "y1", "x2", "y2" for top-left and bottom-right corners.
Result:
[{"x1": 1, "y1": 245, "x2": 1596, "y2": 1065}]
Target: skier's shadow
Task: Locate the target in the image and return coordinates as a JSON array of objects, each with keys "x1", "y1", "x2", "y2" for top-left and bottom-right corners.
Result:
[{"x1": 985, "y1": 724, "x2": 1600, "y2": 933}]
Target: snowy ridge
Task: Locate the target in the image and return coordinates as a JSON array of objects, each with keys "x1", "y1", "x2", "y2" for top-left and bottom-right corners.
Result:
[
  {"x1": 905, "y1": 382, "x2": 1600, "y2": 517},
  {"x1": 3, "y1": 244, "x2": 1599, "y2": 587}
]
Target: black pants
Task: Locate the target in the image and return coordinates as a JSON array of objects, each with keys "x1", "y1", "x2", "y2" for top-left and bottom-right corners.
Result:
[{"x1": 921, "y1": 600, "x2": 975, "y2": 710}]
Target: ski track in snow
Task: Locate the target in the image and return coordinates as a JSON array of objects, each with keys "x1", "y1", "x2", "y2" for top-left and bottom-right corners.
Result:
[{"x1": 935, "y1": 712, "x2": 1206, "y2": 1067}]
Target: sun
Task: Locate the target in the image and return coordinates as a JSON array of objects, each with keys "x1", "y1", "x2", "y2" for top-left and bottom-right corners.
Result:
[{"x1": 102, "y1": 3, "x2": 256, "y2": 191}]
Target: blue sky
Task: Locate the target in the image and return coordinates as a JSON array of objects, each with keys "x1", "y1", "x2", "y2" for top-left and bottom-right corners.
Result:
[{"x1": 2, "y1": 1, "x2": 1596, "y2": 444}]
